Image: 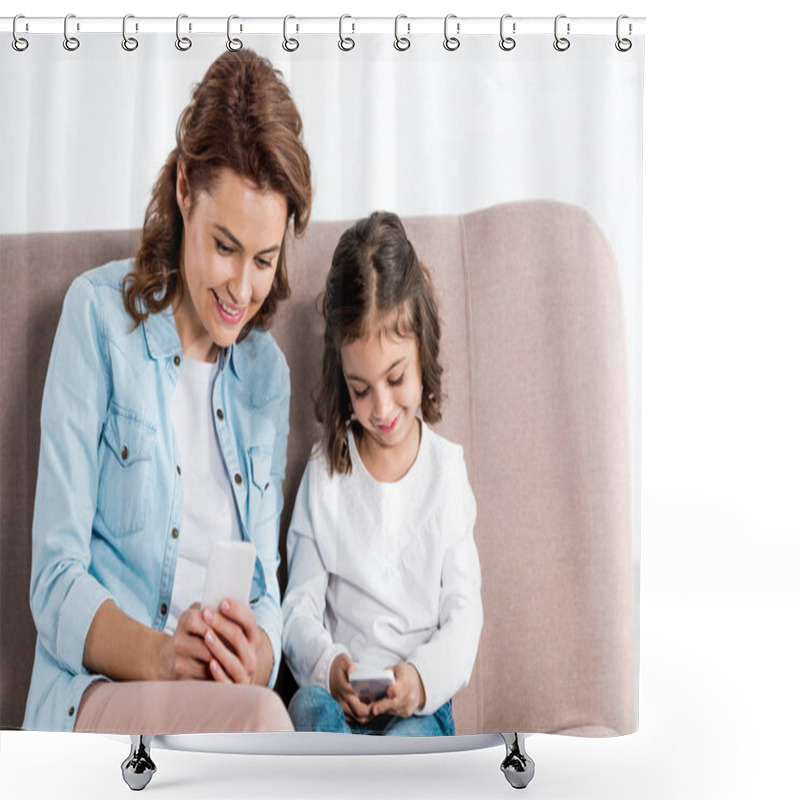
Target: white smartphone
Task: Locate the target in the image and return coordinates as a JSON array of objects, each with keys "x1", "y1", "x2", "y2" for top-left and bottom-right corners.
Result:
[
  {"x1": 349, "y1": 667, "x2": 396, "y2": 703},
  {"x1": 201, "y1": 540, "x2": 257, "y2": 611}
]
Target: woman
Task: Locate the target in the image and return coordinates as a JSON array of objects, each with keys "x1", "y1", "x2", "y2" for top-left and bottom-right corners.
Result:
[{"x1": 23, "y1": 48, "x2": 312, "y2": 733}]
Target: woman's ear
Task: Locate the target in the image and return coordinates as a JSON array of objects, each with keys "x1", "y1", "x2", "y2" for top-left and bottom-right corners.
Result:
[{"x1": 175, "y1": 157, "x2": 189, "y2": 216}]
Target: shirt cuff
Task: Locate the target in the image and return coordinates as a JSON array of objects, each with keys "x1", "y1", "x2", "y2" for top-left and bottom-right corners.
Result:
[
  {"x1": 312, "y1": 643, "x2": 350, "y2": 694},
  {"x1": 253, "y1": 602, "x2": 282, "y2": 689},
  {"x1": 57, "y1": 575, "x2": 114, "y2": 675}
]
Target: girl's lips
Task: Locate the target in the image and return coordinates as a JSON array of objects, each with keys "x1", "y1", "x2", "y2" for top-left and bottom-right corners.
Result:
[
  {"x1": 212, "y1": 291, "x2": 245, "y2": 325},
  {"x1": 376, "y1": 414, "x2": 400, "y2": 434}
]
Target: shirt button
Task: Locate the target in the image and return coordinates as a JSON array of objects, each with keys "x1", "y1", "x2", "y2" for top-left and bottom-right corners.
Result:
[
  {"x1": 176, "y1": 465, "x2": 181, "y2": 476},
  {"x1": 171, "y1": 527, "x2": 179, "y2": 539},
  {"x1": 120, "y1": 446, "x2": 128, "y2": 460},
  {"x1": 68, "y1": 706, "x2": 75, "y2": 717},
  {"x1": 216, "y1": 409, "x2": 224, "y2": 421},
  {"x1": 174, "y1": 355, "x2": 181, "y2": 367},
  {"x1": 234, "y1": 473, "x2": 243, "y2": 485},
  {"x1": 160, "y1": 603, "x2": 168, "y2": 616}
]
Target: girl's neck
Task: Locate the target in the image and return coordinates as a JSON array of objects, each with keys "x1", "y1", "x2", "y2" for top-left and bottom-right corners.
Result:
[{"x1": 355, "y1": 418, "x2": 422, "y2": 483}]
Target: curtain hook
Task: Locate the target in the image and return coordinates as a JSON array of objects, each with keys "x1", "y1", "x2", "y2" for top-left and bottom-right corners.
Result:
[
  {"x1": 394, "y1": 14, "x2": 411, "y2": 51},
  {"x1": 63, "y1": 13, "x2": 80, "y2": 51},
  {"x1": 176, "y1": 14, "x2": 192, "y2": 51},
  {"x1": 443, "y1": 13, "x2": 460, "y2": 51},
  {"x1": 122, "y1": 14, "x2": 139, "y2": 51},
  {"x1": 615, "y1": 15, "x2": 632, "y2": 52},
  {"x1": 553, "y1": 14, "x2": 570, "y2": 52},
  {"x1": 12, "y1": 14, "x2": 29, "y2": 52},
  {"x1": 499, "y1": 14, "x2": 516, "y2": 51},
  {"x1": 338, "y1": 14, "x2": 355, "y2": 51},
  {"x1": 282, "y1": 15, "x2": 299, "y2": 52},
  {"x1": 226, "y1": 15, "x2": 243, "y2": 51}
]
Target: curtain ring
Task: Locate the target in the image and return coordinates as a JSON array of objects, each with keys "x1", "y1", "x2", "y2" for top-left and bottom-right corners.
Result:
[
  {"x1": 338, "y1": 15, "x2": 355, "y2": 51},
  {"x1": 226, "y1": 15, "x2": 243, "y2": 51},
  {"x1": 12, "y1": 15, "x2": 29, "y2": 52},
  {"x1": 282, "y1": 15, "x2": 299, "y2": 51},
  {"x1": 394, "y1": 14, "x2": 411, "y2": 51},
  {"x1": 63, "y1": 13, "x2": 80, "y2": 51},
  {"x1": 443, "y1": 14, "x2": 460, "y2": 51},
  {"x1": 553, "y1": 14, "x2": 570, "y2": 51},
  {"x1": 122, "y1": 14, "x2": 139, "y2": 51},
  {"x1": 499, "y1": 14, "x2": 516, "y2": 51},
  {"x1": 615, "y1": 15, "x2": 632, "y2": 52},
  {"x1": 176, "y1": 14, "x2": 192, "y2": 51}
]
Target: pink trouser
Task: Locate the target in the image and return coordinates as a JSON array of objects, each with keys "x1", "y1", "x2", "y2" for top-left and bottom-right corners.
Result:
[{"x1": 75, "y1": 680, "x2": 294, "y2": 734}]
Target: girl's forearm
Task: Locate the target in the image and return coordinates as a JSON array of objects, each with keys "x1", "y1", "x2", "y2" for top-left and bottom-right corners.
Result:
[{"x1": 83, "y1": 599, "x2": 167, "y2": 681}]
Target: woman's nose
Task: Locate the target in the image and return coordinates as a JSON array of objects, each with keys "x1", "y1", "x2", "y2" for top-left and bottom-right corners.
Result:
[{"x1": 228, "y1": 259, "x2": 252, "y2": 305}]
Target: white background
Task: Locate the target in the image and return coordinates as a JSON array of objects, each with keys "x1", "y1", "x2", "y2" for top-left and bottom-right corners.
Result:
[{"x1": 1, "y1": 2, "x2": 798, "y2": 800}]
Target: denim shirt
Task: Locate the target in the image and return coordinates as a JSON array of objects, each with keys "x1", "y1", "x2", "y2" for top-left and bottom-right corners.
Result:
[{"x1": 23, "y1": 259, "x2": 289, "y2": 731}]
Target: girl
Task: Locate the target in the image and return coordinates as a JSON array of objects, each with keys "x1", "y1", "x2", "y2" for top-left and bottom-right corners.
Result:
[
  {"x1": 282, "y1": 211, "x2": 483, "y2": 735},
  {"x1": 24, "y1": 49, "x2": 312, "y2": 733}
]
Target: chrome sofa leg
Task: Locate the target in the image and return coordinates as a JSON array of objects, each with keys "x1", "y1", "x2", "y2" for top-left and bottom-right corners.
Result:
[
  {"x1": 500, "y1": 733, "x2": 535, "y2": 789},
  {"x1": 121, "y1": 735, "x2": 156, "y2": 791}
]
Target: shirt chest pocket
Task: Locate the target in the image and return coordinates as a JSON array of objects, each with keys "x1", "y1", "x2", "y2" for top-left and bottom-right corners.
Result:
[
  {"x1": 245, "y1": 443, "x2": 274, "y2": 526},
  {"x1": 96, "y1": 407, "x2": 157, "y2": 537}
]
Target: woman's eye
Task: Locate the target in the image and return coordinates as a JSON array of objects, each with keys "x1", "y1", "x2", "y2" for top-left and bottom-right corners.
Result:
[
  {"x1": 388, "y1": 374, "x2": 404, "y2": 387},
  {"x1": 352, "y1": 386, "x2": 369, "y2": 400},
  {"x1": 215, "y1": 238, "x2": 234, "y2": 255},
  {"x1": 256, "y1": 258, "x2": 273, "y2": 270}
]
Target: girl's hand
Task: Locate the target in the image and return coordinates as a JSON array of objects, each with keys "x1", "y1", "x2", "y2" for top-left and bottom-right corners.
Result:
[
  {"x1": 157, "y1": 602, "x2": 213, "y2": 681},
  {"x1": 329, "y1": 653, "x2": 373, "y2": 724},
  {"x1": 370, "y1": 662, "x2": 426, "y2": 719},
  {"x1": 200, "y1": 598, "x2": 271, "y2": 685}
]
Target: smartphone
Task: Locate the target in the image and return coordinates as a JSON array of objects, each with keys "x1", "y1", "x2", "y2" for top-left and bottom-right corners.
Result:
[
  {"x1": 201, "y1": 540, "x2": 257, "y2": 610},
  {"x1": 349, "y1": 667, "x2": 396, "y2": 703}
]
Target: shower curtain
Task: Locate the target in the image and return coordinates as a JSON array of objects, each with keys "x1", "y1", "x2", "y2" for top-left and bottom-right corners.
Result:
[{"x1": 0, "y1": 15, "x2": 643, "y2": 745}]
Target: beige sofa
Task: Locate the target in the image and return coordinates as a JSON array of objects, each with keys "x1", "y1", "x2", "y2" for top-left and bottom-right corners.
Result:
[{"x1": 0, "y1": 200, "x2": 636, "y2": 735}]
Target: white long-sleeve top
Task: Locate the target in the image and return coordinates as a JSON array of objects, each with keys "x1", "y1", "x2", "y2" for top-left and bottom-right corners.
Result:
[{"x1": 282, "y1": 422, "x2": 483, "y2": 716}]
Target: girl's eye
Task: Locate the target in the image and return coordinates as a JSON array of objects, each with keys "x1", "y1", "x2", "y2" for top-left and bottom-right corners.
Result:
[
  {"x1": 388, "y1": 373, "x2": 404, "y2": 388},
  {"x1": 352, "y1": 386, "x2": 369, "y2": 400},
  {"x1": 215, "y1": 238, "x2": 234, "y2": 255}
]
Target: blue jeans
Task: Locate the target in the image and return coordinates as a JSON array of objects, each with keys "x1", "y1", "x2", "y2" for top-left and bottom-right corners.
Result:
[{"x1": 288, "y1": 684, "x2": 455, "y2": 736}]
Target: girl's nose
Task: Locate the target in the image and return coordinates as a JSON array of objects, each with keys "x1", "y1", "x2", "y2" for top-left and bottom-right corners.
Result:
[{"x1": 374, "y1": 386, "x2": 393, "y2": 419}]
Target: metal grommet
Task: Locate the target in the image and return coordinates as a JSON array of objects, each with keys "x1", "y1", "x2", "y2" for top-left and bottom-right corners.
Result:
[
  {"x1": 338, "y1": 14, "x2": 355, "y2": 51},
  {"x1": 63, "y1": 14, "x2": 80, "y2": 52},
  {"x1": 443, "y1": 14, "x2": 460, "y2": 51},
  {"x1": 615, "y1": 14, "x2": 632, "y2": 52},
  {"x1": 394, "y1": 14, "x2": 410, "y2": 51},
  {"x1": 12, "y1": 15, "x2": 29, "y2": 52},
  {"x1": 226, "y1": 15, "x2": 243, "y2": 51},
  {"x1": 499, "y1": 13, "x2": 516, "y2": 51},
  {"x1": 282, "y1": 15, "x2": 299, "y2": 52},
  {"x1": 122, "y1": 14, "x2": 139, "y2": 52},
  {"x1": 176, "y1": 14, "x2": 192, "y2": 51},
  {"x1": 553, "y1": 14, "x2": 570, "y2": 52}
]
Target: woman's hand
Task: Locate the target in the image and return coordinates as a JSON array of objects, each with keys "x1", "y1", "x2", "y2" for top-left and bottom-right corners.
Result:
[
  {"x1": 157, "y1": 602, "x2": 213, "y2": 681},
  {"x1": 370, "y1": 662, "x2": 426, "y2": 719},
  {"x1": 200, "y1": 598, "x2": 273, "y2": 685},
  {"x1": 329, "y1": 653, "x2": 372, "y2": 724}
]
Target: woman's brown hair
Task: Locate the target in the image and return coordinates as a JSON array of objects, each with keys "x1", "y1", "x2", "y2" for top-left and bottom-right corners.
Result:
[
  {"x1": 316, "y1": 211, "x2": 443, "y2": 475},
  {"x1": 123, "y1": 48, "x2": 312, "y2": 335}
]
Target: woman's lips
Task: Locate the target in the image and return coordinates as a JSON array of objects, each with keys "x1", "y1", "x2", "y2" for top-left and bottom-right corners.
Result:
[{"x1": 213, "y1": 291, "x2": 245, "y2": 325}]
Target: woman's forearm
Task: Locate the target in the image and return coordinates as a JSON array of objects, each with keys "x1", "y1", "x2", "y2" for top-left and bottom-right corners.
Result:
[{"x1": 83, "y1": 599, "x2": 168, "y2": 681}]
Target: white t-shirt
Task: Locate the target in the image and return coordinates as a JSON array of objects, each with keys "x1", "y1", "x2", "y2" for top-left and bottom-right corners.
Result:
[
  {"x1": 282, "y1": 421, "x2": 483, "y2": 715},
  {"x1": 166, "y1": 356, "x2": 240, "y2": 634}
]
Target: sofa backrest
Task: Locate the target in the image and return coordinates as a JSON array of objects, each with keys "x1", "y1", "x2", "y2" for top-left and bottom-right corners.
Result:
[{"x1": 0, "y1": 200, "x2": 635, "y2": 734}]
